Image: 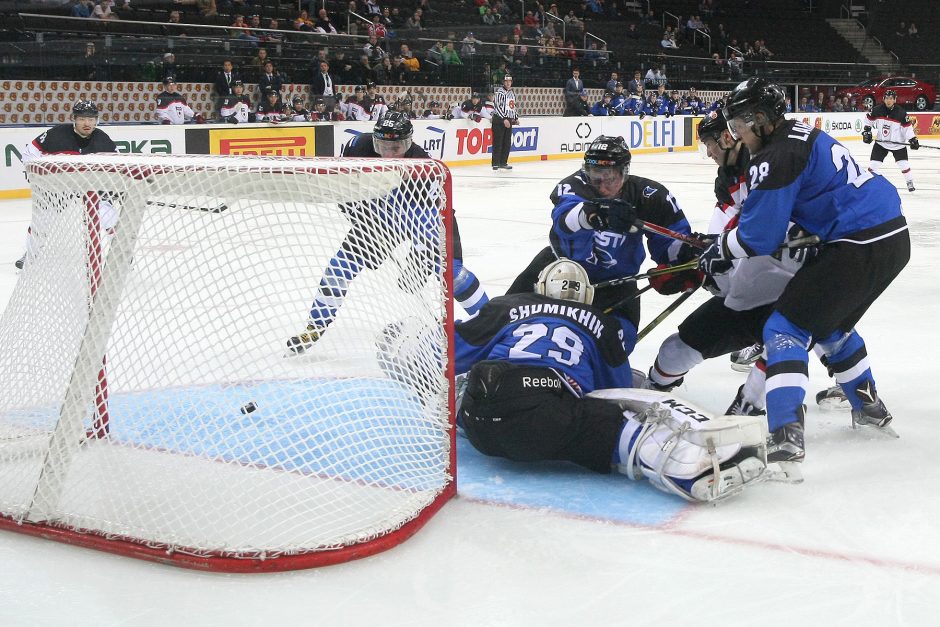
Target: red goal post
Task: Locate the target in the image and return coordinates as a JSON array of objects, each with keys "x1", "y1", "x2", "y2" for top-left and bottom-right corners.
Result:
[{"x1": 0, "y1": 154, "x2": 457, "y2": 572}]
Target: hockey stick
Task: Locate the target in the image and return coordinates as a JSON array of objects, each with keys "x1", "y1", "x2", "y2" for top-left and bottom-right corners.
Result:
[
  {"x1": 635, "y1": 221, "x2": 711, "y2": 249},
  {"x1": 602, "y1": 283, "x2": 654, "y2": 314},
  {"x1": 594, "y1": 234, "x2": 821, "y2": 291},
  {"x1": 146, "y1": 200, "x2": 229, "y2": 213},
  {"x1": 871, "y1": 138, "x2": 940, "y2": 150},
  {"x1": 594, "y1": 259, "x2": 700, "y2": 290},
  {"x1": 636, "y1": 286, "x2": 699, "y2": 343}
]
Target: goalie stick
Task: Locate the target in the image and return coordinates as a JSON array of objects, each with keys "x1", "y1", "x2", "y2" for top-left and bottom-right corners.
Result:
[{"x1": 146, "y1": 200, "x2": 229, "y2": 213}]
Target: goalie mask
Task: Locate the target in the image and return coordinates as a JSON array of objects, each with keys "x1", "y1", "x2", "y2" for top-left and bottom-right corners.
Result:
[
  {"x1": 535, "y1": 258, "x2": 594, "y2": 305},
  {"x1": 372, "y1": 111, "x2": 413, "y2": 158}
]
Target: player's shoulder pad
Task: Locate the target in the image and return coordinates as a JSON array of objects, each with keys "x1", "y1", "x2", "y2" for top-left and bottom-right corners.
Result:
[
  {"x1": 549, "y1": 169, "x2": 594, "y2": 204},
  {"x1": 746, "y1": 119, "x2": 814, "y2": 191}
]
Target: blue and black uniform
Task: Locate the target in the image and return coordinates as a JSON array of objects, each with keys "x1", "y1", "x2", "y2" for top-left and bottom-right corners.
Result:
[
  {"x1": 722, "y1": 119, "x2": 909, "y2": 430},
  {"x1": 455, "y1": 292, "x2": 632, "y2": 472},
  {"x1": 507, "y1": 169, "x2": 691, "y2": 355}
]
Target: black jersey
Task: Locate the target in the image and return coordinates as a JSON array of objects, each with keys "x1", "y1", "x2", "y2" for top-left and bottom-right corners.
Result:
[
  {"x1": 24, "y1": 123, "x2": 116, "y2": 161},
  {"x1": 340, "y1": 132, "x2": 431, "y2": 158}
]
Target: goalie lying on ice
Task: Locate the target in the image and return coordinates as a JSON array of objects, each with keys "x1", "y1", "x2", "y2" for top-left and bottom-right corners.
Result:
[{"x1": 452, "y1": 259, "x2": 769, "y2": 502}]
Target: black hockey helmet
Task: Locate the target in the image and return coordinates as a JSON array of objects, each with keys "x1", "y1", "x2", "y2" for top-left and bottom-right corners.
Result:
[
  {"x1": 603, "y1": 91, "x2": 613, "y2": 99},
  {"x1": 471, "y1": 92, "x2": 481, "y2": 100},
  {"x1": 723, "y1": 77, "x2": 787, "y2": 140},
  {"x1": 583, "y1": 135, "x2": 631, "y2": 170},
  {"x1": 698, "y1": 108, "x2": 729, "y2": 143},
  {"x1": 583, "y1": 136, "x2": 631, "y2": 194},
  {"x1": 292, "y1": 94, "x2": 305, "y2": 105},
  {"x1": 233, "y1": 79, "x2": 244, "y2": 87},
  {"x1": 884, "y1": 89, "x2": 897, "y2": 99},
  {"x1": 373, "y1": 110, "x2": 414, "y2": 157},
  {"x1": 373, "y1": 94, "x2": 386, "y2": 105},
  {"x1": 71, "y1": 99, "x2": 99, "y2": 118},
  {"x1": 355, "y1": 84, "x2": 366, "y2": 92}
]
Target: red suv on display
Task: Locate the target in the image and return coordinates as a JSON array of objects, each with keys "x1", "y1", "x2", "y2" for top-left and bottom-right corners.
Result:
[{"x1": 834, "y1": 76, "x2": 936, "y2": 111}]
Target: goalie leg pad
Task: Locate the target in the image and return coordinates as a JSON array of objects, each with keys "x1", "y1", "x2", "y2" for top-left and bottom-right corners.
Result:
[{"x1": 614, "y1": 400, "x2": 769, "y2": 502}]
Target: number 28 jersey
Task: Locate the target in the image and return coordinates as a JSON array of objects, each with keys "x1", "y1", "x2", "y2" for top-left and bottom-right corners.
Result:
[
  {"x1": 454, "y1": 293, "x2": 633, "y2": 395},
  {"x1": 729, "y1": 119, "x2": 904, "y2": 257}
]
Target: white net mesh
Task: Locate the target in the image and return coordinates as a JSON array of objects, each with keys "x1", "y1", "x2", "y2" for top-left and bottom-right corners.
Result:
[{"x1": 0, "y1": 154, "x2": 454, "y2": 570}]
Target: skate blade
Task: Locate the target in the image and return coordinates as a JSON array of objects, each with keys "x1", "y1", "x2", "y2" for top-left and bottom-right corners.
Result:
[
  {"x1": 851, "y1": 420, "x2": 900, "y2": 439},
  {"x1": 765, "y1": 461, "x2": 804, "y2": 484},
  {"x1": 730, "y1": 362, "x2": 754, "y2": 373}
]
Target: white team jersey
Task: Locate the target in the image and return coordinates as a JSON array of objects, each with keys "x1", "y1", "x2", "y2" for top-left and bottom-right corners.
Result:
[
  {"x1": 156, "y1": 93, "x2": 194, "y2": 125},
  {"x1": 867, "y1": 105, "x2": 915, "y2": 150},
  {"x1": 707, "y1": 168, "x2": 803, "y2": 311},
  {"x1": 220, "y1": 98, "x2": 250, "y2": 124},
  {"x1": 480, "y1": 102, "x2": 495, "y2": 120},
  {"x1": 369, "y1": 103, "x2": 389, "y2": 121},
  {"x1": 345, "y1": 101, "x2": 370, "y2": 121}
]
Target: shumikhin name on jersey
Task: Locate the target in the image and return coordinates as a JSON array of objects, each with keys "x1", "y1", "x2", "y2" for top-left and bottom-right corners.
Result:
[{"x1": 508, "y1": 303, "x2": 605, "y2": 338}]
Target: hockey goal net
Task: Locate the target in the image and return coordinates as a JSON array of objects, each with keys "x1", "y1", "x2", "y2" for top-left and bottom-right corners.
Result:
[{"x1": 0, "y1": 154, "x2": 456, "y2": 571}]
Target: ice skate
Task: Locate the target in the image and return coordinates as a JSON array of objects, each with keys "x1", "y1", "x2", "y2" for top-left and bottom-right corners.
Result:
[
  {"x1": 815, "y1": 384, "x2": 850, "y2": 411},
  {"x1": 286, "y1": 323, "x2": 329, "y2": 355},
  {"x1": 906, "y1": 180, "x2": 915, "y2": 192},
  {"x1": 642, "y1": 368, "x2": 683, "y2": 392},
  {"x1": 850, "y1": 381, "x2": 899, "y2": 438},
  {"x1": 725, "y1": 385, "x2": 765, "y2": 416},
  {"x1": 13, "y1": 254, "x2": 25, "y2": 270},
  {"x1": 730, "y1": 343, "x2": 762, "y2": 372}
]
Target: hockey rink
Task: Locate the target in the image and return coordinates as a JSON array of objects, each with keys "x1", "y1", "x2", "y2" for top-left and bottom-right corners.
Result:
[{"x1": 0, "y1": 140, "x2": 938, "y2": 625}]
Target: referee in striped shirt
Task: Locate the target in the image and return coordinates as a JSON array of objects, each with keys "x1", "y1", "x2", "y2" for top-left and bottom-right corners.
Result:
[{"x1": 491, "y1": 74, "x2": 519, "y2": 170}]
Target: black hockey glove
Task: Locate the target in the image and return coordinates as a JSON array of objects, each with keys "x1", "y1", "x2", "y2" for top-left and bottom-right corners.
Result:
[
  {"x1": 225, "y1": 115, "x2": 239, "y2": 124},
  {"x1": 910, "y1": 137, "x2": 920, "y2": 150},
  {"x1": 583, "y1": 199, "x2": 638, "y2": 234},
  {"x1": 674, "y1": 233, "x2": 714, "y2": 264},
  {"x1": 638, "y1": 111, "x2": 646, "y2": 120},
  {"x1": 862, "y1": 127, "x2": 873, "y2": 144},
  {"x1": 698, "y1": 234, "x2": 734, "y2": 277}
]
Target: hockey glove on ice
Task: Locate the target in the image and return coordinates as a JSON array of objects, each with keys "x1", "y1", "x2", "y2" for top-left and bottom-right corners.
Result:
[
  {"x1": 698, "y1": 234, "x2": 734, "y2": 277},
  {"x1": 910, "y1": 137, "x2": 920, "y2": 150},
  {"x1": 649, "y1": 265, "x2": 704, "y2": 295},
  {"x1": 862, "y1": 128, "x2": 873, "y2": 144}
]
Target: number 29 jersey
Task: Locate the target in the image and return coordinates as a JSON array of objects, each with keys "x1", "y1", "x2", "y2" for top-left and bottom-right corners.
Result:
[
  {"x1": 454, "y1": 293, "x2": 633, "y2": 395},
  {"x1": 731, "y1": 119, "x2": 904, "y2": 257}
]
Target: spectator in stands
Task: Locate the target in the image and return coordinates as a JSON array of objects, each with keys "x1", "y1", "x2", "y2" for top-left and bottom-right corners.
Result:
[
  {"x1": 727, "y1": 51, "x2": 743, "y2": 78},
  {"x1": 483, "y1": 8, "x2": 500, "y2": 26},
  {"x1": 427, "y1": 41, "x2": 444, "y2": 65},
  {"x1": 462, "y1": 32, "x2": 482, "y2": 57},
  {"x1": 293, "y1": 10, "x2": 314, "y2": 31},
  {"x1": 626, "y1": 70, "x2": 642, "y2": 94},
  {"x1": 561, "y1": 40, "x2": 577, "y2": 60},
  {"x1": 894, "y1": 22, "x2": 906, "y2": 38},
  {"x1": 316, "y1": 8, "x2": 339, "y2": 34},
  {"x1": 263, "y1": 19, "x2": 283, "y2": 43},
  {"x1": 644, "y1": 65, "x2": 667, "y2": 90},
  {"x1": 908, "y1": 22, "x2": 918, "y2": 37},
  {"x1": 523, "y1": 11, "x2": 540, "y2": 37},
  {"x1": 785, "y1": 96, "x2": 793, "y2": 113},
  {"x1": 442, "y1": 41, "x2": 462, "y2": 66},
  {"x1": 310, "y1": 60, "x2": 336, "y2": 107},
  {"x1": 563, "y1": 10, "x2": 582, "y2": 33},
  {"x1": 364, "y1": 35, "x2": 386, "y2": 62},
  {"x1": 197, "y1": 0, "x2": 217, "y2": 17},
  {"x1": 81, "y1": 42, "x2": 101, "y2": 79},
  {"x1": 231, "y1": 15, "x2": 260, "y2": 44},
  {"x1": 365, "y1": 0, "x2": 380, "y2": 15},
  {"x1": 700, "y1": 0, "x2": 714, "y2": 19},
  {"x1": 832, "y1": 96, "x2": 844, "y2": 113},
  {"x1": 259, "y1": 61, "x2": 285, "y2": 103},
  {"x1": 250, "y1": 48, "x2": 270, "y2": 70},
  {"x1": 159, "y1": 53, "x2": 178, "y2": 81},
  {"x1": 405, "y1": 9, "x2": 424, "y2": 30},
  {"x1": 368, "y1": 14, "x2": 387, "y2": 38},
  {"x1": 72, "y1": 0, "x2": 94, "y2": 18},
  {"x1": 516, "y1": 45, "x2": 532, "y2": 68},
  {"x1": 400, "y1": 45, "x2": 420, "y2": 74},
  {"x1": 625, "y1": 22, "x2": 640, "y2": 40},
  {"x1": 373, "y1": 56, "x2": 395, "y2": 84},
  {"x1": 661, "y1": 27, "x2": 679, "y2": 49},
  {"x1": 389, "y1": 7, "x2": 406, "y2": 29},
  {"x1": 93, "y1": 0, "x2": 118, "y2": 20},
  {"x1": 605, "y1": 72, "x2": 619, "y2": 93},
  {"x1": 757, "y1": 40, "x2": 774, "y2": 60},
  {"x1": 799, "y1": 96, "x2": 815, "y2": 113},
  {"x1": 349, "y1": 54, "x2": 373, "y2": 84},
  {"x1": 843, "y1": 96, "x2": 855, "y2": 112},
  {"x1": 379, "y1": 7, "x2": 395, "y2": 29},
  {"x1": 214, "y1": 59, "x2": 240, "y2": 101},
  {"x1": 815, "y1": 91, "x2": 826, "y2": 111}
]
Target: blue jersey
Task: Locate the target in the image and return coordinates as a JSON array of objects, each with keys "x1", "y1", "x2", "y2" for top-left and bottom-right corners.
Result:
[
  {"x1": 625, "y1": 96, "x2": 650, "y2": 116},
  {"x1": 454, "y1": 293, "x2": 632, "y2": 394},
  {"x1": 549, "y1": 170, "x2": 691, "y2": 283},
  {"x1": 685, "y1": 96, "x2": 705, "y2": 115},
  {"x1": 591, "y1": 101, "x2": 613, "y2": 116},
  {"x1": 609, "y1": 94, "x2": 628, "y2": 115},
  {"x1": 729, "y1": 119, "x2": 904, "y2": 257}
]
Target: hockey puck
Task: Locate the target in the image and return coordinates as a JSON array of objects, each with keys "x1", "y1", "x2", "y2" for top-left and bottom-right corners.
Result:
[{"x1": 240, "y1": 401, "x2": 258, "y2": 415}]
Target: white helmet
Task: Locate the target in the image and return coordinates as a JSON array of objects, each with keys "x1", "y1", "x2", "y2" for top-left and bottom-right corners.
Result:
[{"x1": 535, "y1": 258, "x2": 594, "y2": 305}]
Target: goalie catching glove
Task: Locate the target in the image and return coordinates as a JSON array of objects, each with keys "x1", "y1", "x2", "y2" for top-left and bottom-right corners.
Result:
[{"x1": 581, "y1": 198, "x2": 638, "y2": 234}]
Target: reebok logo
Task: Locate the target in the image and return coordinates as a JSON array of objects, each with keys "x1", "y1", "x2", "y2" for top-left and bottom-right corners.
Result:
[{"x1": 521, "y1": 376, "x2": 561, "y2": 389}]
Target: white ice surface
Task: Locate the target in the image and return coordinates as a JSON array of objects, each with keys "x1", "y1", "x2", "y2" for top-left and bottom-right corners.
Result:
[{"x1": 1, "y1": 142, "x2": 939, "y2": 626}]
